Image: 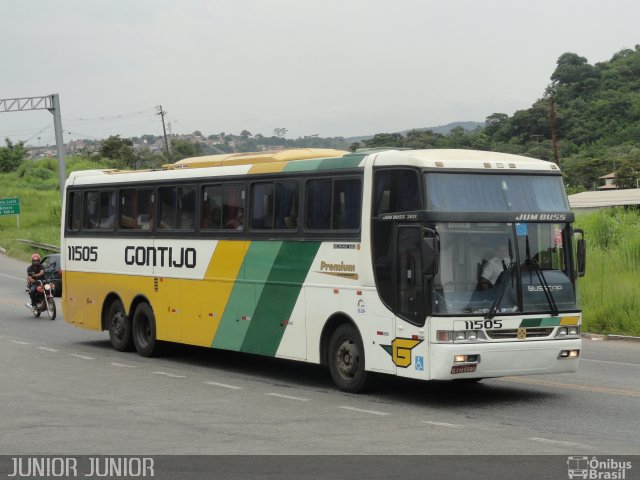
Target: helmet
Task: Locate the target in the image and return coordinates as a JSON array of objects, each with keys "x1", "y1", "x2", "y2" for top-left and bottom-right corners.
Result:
[{"x1": 31, "y1": 253, "x2": 41, "y2": 262}]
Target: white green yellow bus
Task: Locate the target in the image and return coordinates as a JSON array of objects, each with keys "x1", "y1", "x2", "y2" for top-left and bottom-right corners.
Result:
[{"x1": 61, "y1": 148, "x2": 585, "y2": 392}]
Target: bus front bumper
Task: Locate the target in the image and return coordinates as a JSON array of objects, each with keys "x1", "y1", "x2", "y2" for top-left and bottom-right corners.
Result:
[{"x1": 429, "y1": 338, "x2": 582, "y2": 380}]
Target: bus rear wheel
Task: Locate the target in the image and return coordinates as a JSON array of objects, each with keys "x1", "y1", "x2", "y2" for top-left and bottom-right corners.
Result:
[
  {"x1": 328, "y1": 324, "x2": 368, "y2": 393},
  {"x1": 107, "y1": 300, "x2": 132, "y2": 352},
  {"x1": 132, "y1": 303, "x2": 160, "y2": 357}
]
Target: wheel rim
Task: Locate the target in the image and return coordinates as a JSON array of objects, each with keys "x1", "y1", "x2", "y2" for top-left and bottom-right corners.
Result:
[
  {"x1": 111, "y1": 311, "x2": 126, "y2": 339},
  {"x1": 335, "y1": 337, "x2": 360, "y2": 380}
]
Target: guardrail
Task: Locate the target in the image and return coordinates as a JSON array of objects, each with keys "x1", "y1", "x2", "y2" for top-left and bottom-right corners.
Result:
[{"x1": 17, "y1": 239, "x2": 61, "y2": 253}]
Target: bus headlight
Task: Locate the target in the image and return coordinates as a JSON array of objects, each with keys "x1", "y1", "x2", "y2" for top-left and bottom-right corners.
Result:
[
  {"x1": 557, "y1": 327, "x2": 568, "y2": 336},
  {"x1": 454, "y1": 331, "x2": 467, "y2": 341},
  {"x1": 568, "y1": 326, "x2": 579, "y2": 336}
]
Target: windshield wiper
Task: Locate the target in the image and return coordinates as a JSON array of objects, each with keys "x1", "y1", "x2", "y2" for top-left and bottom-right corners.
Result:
[
  {"x1": 530, "y1": 259, "x2": 559, "y2": 316},
  {"x1": 486, "y1": 262, "x2": 515, "y2": 320},
  {"x1": 524, "y1": 235, "x2": 559, "y2": 317}
]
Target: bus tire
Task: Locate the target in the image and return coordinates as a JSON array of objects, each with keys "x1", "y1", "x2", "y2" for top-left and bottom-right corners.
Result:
[
  {"x1": 107, "y1": 299, "x2": 133, "y2": 352},
  {"x1": 132, "y1": 302, "x2": 159, "y2": 357},
  {"x1": 328, "y1": 324, "x2": 368, "y2": 393}
]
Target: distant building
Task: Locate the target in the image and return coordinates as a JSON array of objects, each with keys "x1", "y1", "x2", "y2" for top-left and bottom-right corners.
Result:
[
  {"x1": 568, "y1": 188, "x2": 640, "y2": 212},
  {"x1": 598, "y1": 172, "x2": 617, "y2": 190}
]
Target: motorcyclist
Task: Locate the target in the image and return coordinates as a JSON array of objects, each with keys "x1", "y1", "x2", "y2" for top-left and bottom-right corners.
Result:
[{"x1": 26, "y1": 253, "x2": 45, "y2": 308}]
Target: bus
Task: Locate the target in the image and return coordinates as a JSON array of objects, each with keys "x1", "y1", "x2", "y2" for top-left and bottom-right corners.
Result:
[{"x1": 61, "y1": 148, "x2": 586, "y2": 392}]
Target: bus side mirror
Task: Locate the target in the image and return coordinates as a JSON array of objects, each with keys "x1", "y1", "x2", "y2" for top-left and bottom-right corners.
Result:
[
  {"x1": 422, "y1": 228, "x2": 440, "y2": 277},
  {"x1": 575, "y1": 228, "x2": 586, "y2": 277}
]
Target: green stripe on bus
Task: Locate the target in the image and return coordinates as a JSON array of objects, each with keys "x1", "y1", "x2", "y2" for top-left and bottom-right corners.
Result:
[
  {"x1": 519, "y1": 318, "x2": 542, "y2": 328},
  {"x1": 519, "y1": 317, "x2": 561, "y2": 328},
  {"x1": 283, "y1": 159, "x2": 324, "y2": 172},
  {"x1": 212, "y1": 241, "x2": 283, "y2": 351},
  {"x1": 241, "y1": 241, "x2": 321, "y2": 356},
  {"x1": 317, "y1": 156, "x2": 364, "y2": 170},
  {"x1": 539, "y1": 317, "x2": 561, "y2": 327}
]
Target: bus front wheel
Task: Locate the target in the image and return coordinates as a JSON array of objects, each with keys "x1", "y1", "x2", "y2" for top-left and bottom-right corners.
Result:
[
  {"x1": 107, "y1": 299, "x2": 132, "y2": 352},
  {"x1": 328, "y1": 324, "x2": 368, "y2": 393},
  {"x1": 132, "y1": 303, "x2": 159, "y2": 357}
]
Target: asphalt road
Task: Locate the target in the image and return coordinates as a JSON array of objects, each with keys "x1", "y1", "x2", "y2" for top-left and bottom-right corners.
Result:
[{"x1": 1, "y1": 253, "x2": 639, "y2": 455}]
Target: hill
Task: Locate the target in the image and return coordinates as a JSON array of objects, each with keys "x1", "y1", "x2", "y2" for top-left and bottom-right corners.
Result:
[{"x1": 362, "y1": 45, "x2": 640, "y2": 190}]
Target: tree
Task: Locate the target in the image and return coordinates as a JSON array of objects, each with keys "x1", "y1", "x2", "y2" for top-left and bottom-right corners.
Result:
[
  {"x1": 615, "y1": 158, "x2": 640, "y2": 189},
  {"x1": 171, "y1": 139, "x2": 203, "y2": 161},
  {"x1": 273, "y1": 128, "x2": 288, "y2": 139},
  {"x1": 0, "y1": 138, "x2": 27, "y2": 173},
  {"x1": 363, "y1": 133, "x2": 404, "y2": 148},
  {"x1": 99, "y1": 135, "x2": 138, "y2": 168},
  {"x1": 240, "y1": 130, "x2": 252, "y2": 139}
]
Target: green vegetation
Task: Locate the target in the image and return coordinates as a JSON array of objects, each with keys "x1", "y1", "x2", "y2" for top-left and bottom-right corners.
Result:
[
  {"x1": 0, "y1": 156, "x2": 114, "y2": 260},
  {"x1": 364, "y1": 45, "x2": 640, "y2": 190},
  {"x1": 576, "y1": 209, "x2": 640, "y2": 336}
]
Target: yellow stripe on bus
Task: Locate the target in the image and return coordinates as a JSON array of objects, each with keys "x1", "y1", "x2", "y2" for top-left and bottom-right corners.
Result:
[
  {"x1": 560, "y1": 315, "x2": 580, "y2": 326},
  {"x1": 248, "y1": 162, "x2": 288, "y2": 174},
  {"x1": 181, "y1": 240, "x2": 250, "y2": 346}
]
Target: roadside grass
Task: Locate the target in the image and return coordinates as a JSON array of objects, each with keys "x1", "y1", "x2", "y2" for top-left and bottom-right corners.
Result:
[
  {"x1": 2, "y1": 158, "x2": 639, "y2": 335},
  {"x1": 576, "y1": 208, "x2": 640, "y2": 336}
]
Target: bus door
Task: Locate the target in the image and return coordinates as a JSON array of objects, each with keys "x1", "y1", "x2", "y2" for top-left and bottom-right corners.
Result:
[{"x1": 393, "y1": 225, "x2": 429, "y2": 379}]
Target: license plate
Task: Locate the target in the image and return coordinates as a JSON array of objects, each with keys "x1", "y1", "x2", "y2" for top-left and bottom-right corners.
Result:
[{"x1": 451, "y1": 365, "x2": 477, "y2": 374}]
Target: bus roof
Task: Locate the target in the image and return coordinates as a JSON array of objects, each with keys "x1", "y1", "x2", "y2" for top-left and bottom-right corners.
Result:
[
  {"x1": 372, "y1": 149, "x2": 560, "y2": 172},
  {"x1": 65, "y1": 149, "x2": 560, "y2": 187},
  {"x1": 162, "y1": 148, "x2": 348, "y2": 170}
]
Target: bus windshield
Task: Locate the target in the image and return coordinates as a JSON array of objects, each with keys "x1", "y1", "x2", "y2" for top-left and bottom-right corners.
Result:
[
  {"x1": 432, "y1": 222, "x2": 578, "y2": 316},
  {"x1": 425, "y1": 173, "x2": 569, "y2": 212}
]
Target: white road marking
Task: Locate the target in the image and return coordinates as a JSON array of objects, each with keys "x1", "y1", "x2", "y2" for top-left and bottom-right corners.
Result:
[
  {"x1": 152, "y1": 371, "x2": 186, "y2": 378},
  {"x1": 110, "y1": 362, "x2": 137, "y2": 368},
  {"x1": 0, "y1": 272, "x2": 24, "y2": 281},
  {"x1": 581, "y1": 358, "x2": 639, "y2": 368},
  {"x1": 422, "y1": 420, "x2": 462, "y2": 428},
  {"x1": 11, "y1": 340, "x2": 30, "y2": 345},
  {"x1": 37, "y1": 346, "x2": 59, "y2": 352},
  {"x1": 266, "y1": 392, "x2": 309, "y2": 402},
  {"x1": 339, "y1": 406, "x2": 389, "y2": 416},
  {"x1": 69, "y1": 354, "x2": 95, "y2": 360},
  {"x1": 529, "y1": 437, "x2": 589, "y2": 448},
  {"x1": 204, "y1": 381, "x2": 242, "y2": 390}
]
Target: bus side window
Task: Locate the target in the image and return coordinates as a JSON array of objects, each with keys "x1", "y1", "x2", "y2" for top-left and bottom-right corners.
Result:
[
  {"x1": 201, "y1": 185, "x2": 223, "y2": 230},
  {"x1": 373, "y1": 169, "x2": 421, "y2": 216},
  {"x1": 223, "y1": 184, "x2": 245, "y2": 231},
  {"x1": 306, "y1": 179, "x2": 331, "y2": 230},
  {"x1": 177, "y1": 187, "x2": 196, "y2": 230},
  {"x1": 333, "y1": 179, "x2": 362, "y2": 230},
  {"x1": 275, "y1": 181, "x2": 299, "y2": 230},
  {"x1": 67, "y1": 191, "x2": 82, "y2": 231},
  {"x1": 83, "y1": 190, "x2": 115, "y2": 230}
]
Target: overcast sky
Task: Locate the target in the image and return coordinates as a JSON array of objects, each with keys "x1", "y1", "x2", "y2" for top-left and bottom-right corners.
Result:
[{"x1": 1, "y1": 0, "x2": 639, "y2": 145}]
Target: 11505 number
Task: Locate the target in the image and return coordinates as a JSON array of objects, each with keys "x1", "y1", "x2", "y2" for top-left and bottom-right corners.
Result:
[
  {"x1": 68, "y1": 245, "x2": 98, "y2": 262},
  {"x1": 464, "y1": 320, "x2": 503, "y2": 330}
]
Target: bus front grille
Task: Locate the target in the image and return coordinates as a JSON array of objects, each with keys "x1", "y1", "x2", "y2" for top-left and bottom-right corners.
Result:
[{"x1": 486, "y1": 328, "x2": 553, "y2": 339}]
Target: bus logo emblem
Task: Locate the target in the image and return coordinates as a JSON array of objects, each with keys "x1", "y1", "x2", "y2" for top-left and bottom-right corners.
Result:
[
  {"x1": 517, "y1": 328, "x2": 527, "y2": 339},
  {"x1": 380, "y1": 338, "x2": 422, "y2": 368}
]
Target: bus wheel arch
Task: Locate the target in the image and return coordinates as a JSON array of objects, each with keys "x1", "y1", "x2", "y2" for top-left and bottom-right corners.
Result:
[
  {"x1": 320, "y1": 314, "x2": 369, "y2": 393},
  {"x1": 102, "y1": 293, "x2": 133, "y2": 352}
]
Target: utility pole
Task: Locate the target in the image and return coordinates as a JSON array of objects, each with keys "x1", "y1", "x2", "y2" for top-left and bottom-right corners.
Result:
[
  {"x1": 549, "y1": 96, "x2": 559, "y2": 167},
  {"x1": 156, "y1": 105, "x2": 171, "y2": 160}
]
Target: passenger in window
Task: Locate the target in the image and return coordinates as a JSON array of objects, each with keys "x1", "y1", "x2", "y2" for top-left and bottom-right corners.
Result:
[
  {"x1": 226, "y1": 208, "x2": 244, "y2": 230},
  {"x1": 478, "y1": 244, "x2": 510, "y2": 290}
]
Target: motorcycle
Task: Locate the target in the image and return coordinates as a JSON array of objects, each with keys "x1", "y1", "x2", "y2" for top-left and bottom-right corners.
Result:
[{"x1": 25, "y1": 278, "x2": 57, "y2": 320}]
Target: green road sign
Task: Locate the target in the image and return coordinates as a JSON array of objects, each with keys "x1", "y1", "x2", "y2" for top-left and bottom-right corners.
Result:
[{"x1": 0, "y1": 197, "x2": 20, "y2": 216}]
